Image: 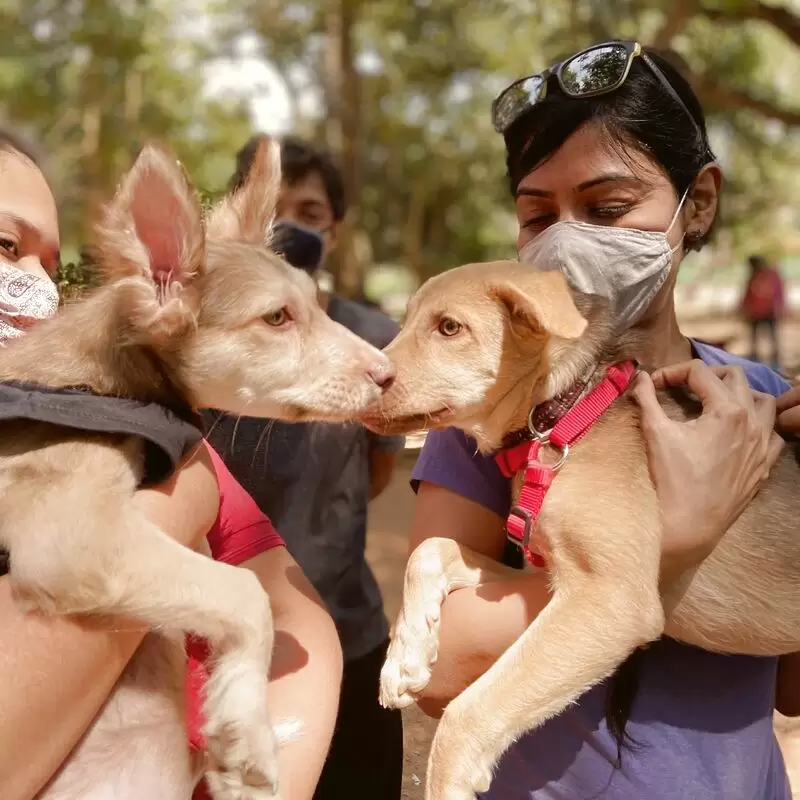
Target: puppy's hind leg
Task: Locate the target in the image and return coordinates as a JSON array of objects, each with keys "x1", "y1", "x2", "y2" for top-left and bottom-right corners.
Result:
[
  {"x1": 37, "y1": 634, "x2": 192, "y2": 800},
  {"x1": 380, "y1": 537, "x2": 518, "y2": 709},
  {"x1": 17, "y1": 511, "x2": 282, "y2": 800}
]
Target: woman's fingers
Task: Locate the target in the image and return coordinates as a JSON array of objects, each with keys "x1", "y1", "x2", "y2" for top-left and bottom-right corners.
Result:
[
  {"x1": 766, "y1": 432, "x2": 785, "y2": 475},
  {"x1": 631, "y1": 371, "x2": 669, "y2": 433},
  {"x1": 776, "y1": 385, "x2": 800, "y2": 414},
  {"x1": 709, "y1": 365, "x2": 754, "y2": 412},
  {"x1": 751, "y1": 389, "x2": 777, "y2": 431},
  {"x1": 776, "y1": 386, "x2": 800, "y2": 438},
  {"x1": 639, "y1": 359, "x2": 784, "y2": 580},
  {"x1": 651, "y1": 360, "x2": 731, "y2": 409},
  {"x1": 749, "y1": 390, "x2": 782, "y2": 477}
]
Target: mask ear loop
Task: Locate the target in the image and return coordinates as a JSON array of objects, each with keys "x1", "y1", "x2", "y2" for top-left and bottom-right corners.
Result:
[
  {"x1": 666, "y1": 187, "x2": 692, "y2": 255},
  {"x1": 666, "y1": 188, "x2": 690, "y2": 233}
]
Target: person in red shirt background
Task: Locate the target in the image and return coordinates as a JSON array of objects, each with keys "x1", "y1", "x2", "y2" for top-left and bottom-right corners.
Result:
[
  {"x1": 741, "y1": 253, "x2": 786, "y2": 371},
  {"x1": 0, "y1": 129, "x2": 342, "y2": 800}
]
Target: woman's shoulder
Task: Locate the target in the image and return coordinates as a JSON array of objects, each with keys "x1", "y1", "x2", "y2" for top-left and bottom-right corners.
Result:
[
  {"x1": 690, "y1": 339, "x2": 791, "y2": 396},
  {"x1": 204, "y1": 443, "x2": 285, "y2": 564}
]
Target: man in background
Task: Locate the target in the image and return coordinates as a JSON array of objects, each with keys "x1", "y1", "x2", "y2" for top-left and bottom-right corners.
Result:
[{"x1": 207, "y1": 135, "x2": 404, "y2": 800}]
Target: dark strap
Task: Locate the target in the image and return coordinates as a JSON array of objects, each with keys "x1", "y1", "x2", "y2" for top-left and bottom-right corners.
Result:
[{"x1": 0, "y1": 381, "x2": 204, "y2": 488}]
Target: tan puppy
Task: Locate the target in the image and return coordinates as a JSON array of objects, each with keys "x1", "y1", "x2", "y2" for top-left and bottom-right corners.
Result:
[
  {"x1": 0, "y1": 141, "x2": 392, "y2": 800},
  {"x1": 362, "y1": 260, "x2": 798, "y2": 800}
]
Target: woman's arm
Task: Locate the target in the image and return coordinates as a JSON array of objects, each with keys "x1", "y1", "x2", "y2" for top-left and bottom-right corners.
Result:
[
  {"x1": 241, "y1": 546, "x2": 343, "y2": 800},
  {"x1": 0, "y1": 446, "x2": 219, "y2": 800}
]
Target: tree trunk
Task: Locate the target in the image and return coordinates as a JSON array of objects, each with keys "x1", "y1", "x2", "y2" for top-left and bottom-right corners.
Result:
[
  {"x1": 80, "y1": 0, "x2": 111, "y2": 244},
  {"x1": 652, "y1": 0, "x2": 698, "y2": 50},
  {"x1": 403, "y1": 172, "x2": 429, "y2": 285},
  {"x1": 323, "y1": 0, "x2": 365, "y2": 298}
]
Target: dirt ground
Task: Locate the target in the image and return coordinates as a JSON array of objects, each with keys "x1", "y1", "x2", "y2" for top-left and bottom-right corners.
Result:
[{"x1": 364, "y1": 314, "x2": 800, "y2": 799}]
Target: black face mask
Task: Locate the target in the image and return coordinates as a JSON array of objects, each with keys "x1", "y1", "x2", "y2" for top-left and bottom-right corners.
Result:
[{"x1": 271, "y1": 220, "x2": 324, "y2": 274}]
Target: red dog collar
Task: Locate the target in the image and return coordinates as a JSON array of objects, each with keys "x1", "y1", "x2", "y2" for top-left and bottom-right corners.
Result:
[{"x1": 495, "y1": 361, "x2": 638, "y2": 568}]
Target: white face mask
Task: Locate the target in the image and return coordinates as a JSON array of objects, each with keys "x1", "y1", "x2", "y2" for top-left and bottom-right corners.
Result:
[
  {"x1": 0, "y1": 262, "x2": 59, "y2": 344},
  {"x1": 518, "y1": 193, "x2": 687, "y2": 331}
]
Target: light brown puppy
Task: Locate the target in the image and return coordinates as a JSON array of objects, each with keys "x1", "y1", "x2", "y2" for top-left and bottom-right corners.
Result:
[
  {"x1": 363, "y1": 259, "x2": 798, "y2": 800},
  {"x1": 0, "y1": 141, "x2": 392, "y2": 800}
]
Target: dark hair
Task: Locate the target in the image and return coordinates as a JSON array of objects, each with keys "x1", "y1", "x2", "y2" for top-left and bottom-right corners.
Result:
[
  {"x1": 748, "y1": 254, "x2": 768, "y2": 272},
  {"x1": 504, "y1": 47, "x2": 717, "y2": 759},
  {"x1": 231, "y1": 135, "x2": 347, "y2": 222},
  {"x1": 0, "y1": 126, "x2": 43, "y2": 168},
  {"x1": 504, "y1": 48, "x2": 716, "y2": 249}
]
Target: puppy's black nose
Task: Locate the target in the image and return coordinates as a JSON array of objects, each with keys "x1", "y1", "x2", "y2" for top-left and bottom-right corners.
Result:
[{"x1": 369, "y1": 361, "x2": 396, "y2": 391}]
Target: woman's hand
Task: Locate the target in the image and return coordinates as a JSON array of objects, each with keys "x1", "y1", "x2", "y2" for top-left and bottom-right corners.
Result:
[
  {"x1": 776, "y1": 385, "x2": 800, "y2": 437},
  {"x1": 632, "y1": 360, "x2": 783, "y2": 581}
]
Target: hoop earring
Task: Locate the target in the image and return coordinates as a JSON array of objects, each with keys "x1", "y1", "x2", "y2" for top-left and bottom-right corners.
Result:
[{"x1": 684, "y1": 229, "x2": 703, "y2": 251}]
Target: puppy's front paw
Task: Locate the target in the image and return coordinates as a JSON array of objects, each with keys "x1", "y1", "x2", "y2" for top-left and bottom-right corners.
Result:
[
  {"x1": 380, "y1": 599, "x2": 444, "y2": 709},
  {"x1": 426, "y1": 710, "x2": 495, "y2": 800},
  {"x1": 426, "y1": 759, "x2": 492, "y2": 800},
  {"x1": 203, "y1": 662, "x2": 280, "y2": 800},
  {"x1": 204, "y1": 720, "x2": 279, "y2": 800}
]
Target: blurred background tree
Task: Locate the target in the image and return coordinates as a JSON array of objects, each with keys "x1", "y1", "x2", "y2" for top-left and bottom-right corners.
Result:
[{"x1": 2, "y1": 0, "x2": 800, "y2": 300}]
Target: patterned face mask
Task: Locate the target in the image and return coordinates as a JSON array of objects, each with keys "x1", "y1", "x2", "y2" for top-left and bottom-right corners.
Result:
[{"x1": 0, "y1": 262, "x2": 59, "y2": 343}]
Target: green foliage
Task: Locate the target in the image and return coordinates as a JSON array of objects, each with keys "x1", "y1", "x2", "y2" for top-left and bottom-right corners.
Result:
[
  {"x1": 3, "y1": 0, "x2": 800, "y2": 296},
  {"x1": 245, "y1": 0, "x2": 800, "y2": 287},
  {"x1": 2, "y1": 0, "x2": 251, "y2": 245},
  {"x1": 55, "y1": 255, "x2": 98, "y2": 301}
]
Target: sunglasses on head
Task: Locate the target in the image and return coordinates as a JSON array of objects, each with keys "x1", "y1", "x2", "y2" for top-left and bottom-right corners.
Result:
[{"x1": 491, "y1": 41, "x2": 704, "y2": 142}]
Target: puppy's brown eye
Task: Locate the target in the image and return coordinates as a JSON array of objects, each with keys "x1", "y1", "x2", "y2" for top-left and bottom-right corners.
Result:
[
  {"x1": 264, "y1": 308, "x2": 289, "y2": 327},
  {"x1": 438, "y1": 317, "x2": 462, "y2": 337}
]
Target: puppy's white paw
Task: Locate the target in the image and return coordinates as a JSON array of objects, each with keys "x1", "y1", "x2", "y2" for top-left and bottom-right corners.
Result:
[
  {"x1": 204, "y1": 718, "x2": 279, "y2": 800},
  {"x1": 205, "y1": 767, "x2": 279, "y2": 800},
  {"x1": 426, "y1": 746, "x2": 493, "y2": 800},
  {"x1": 379, "y1": 597, "x2": 444, "y2": 709},
  {"x1": 203, "y1": 660, "x2": 279, "y2": 800}
]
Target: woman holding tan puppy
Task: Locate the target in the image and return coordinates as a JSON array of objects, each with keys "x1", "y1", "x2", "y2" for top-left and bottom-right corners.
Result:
[
  {"x1": 409, "y1": 43, "x2": 799, "y2": 798},
  {"x1": 0, "y1": 130, "x2": 342, "y2": 800}
]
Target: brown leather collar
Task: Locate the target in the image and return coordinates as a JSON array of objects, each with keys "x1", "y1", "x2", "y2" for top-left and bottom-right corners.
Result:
[{"x1": 501, "y1": 367, "x2": 598, "y2": 449}]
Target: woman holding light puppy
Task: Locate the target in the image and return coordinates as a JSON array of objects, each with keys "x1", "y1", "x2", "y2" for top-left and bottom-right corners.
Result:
[{"x1": 0, "y1": 129, "x2": 342, "y2": 800}]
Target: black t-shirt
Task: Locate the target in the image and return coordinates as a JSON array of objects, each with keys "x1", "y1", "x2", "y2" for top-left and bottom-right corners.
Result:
[{"x1": 205, "y1": 295, "x2": 405, "y2": 661}]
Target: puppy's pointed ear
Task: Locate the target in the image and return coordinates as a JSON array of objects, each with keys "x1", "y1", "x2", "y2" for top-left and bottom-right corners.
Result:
[
  {"x1": 492, "y1": 270, "x2": 587, "y2": 340},
  {"x1": 206, "y1": 136, "x2": 281, "y2": 244},
  {"x1": 94, "y1": 143, "x2": 205, "y2": 289}
]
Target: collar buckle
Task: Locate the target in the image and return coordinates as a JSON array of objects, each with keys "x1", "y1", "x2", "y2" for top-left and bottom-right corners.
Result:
[{"x1": 507, "y1": 504, "x2": 534, "y2": 549}]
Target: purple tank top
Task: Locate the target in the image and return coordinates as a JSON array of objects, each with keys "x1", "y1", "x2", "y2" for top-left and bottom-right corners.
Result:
[{"x1": 411, "y1": 341, "x2": 792, "y2": 799}]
